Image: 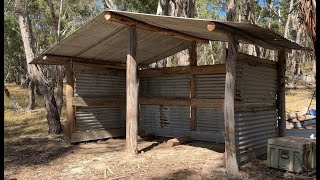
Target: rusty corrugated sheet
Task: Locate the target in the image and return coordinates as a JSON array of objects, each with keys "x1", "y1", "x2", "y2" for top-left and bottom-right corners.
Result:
[
  {"x1": 196, "y1": 74, "x2": 225, "y2": 99},
  {"x1": 139, "y1": 76, "x2": 189, "y2": 97},
  {"x1": 76, "y1": 106, "x2": 125, "y2": 132},
  {"x1": 75, "y1": 73, "x2": 125, "y2": 98},
  {"x1": 75, "y1": 73, "x2": 126, "y2": 133},
  {"x1": 235, "y1": 54, "x2": 277, "y2": 164},
  {"x1": 235, "y1": 111, "x2": 277, "y2": 163},
  {"x1": 139, "y1": 105, "x2": 190, "y2": 137},
  {"x1": 32, "y1": 10, "x2": 304, "y2": 65}
]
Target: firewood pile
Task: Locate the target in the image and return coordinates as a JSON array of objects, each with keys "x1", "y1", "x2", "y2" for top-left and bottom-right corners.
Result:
[{"x1": 286, "y1": 107, "x2": 316, "y2": 129}]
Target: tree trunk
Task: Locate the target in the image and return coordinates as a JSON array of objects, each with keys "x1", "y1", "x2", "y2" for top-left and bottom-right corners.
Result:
[
  {"x1": 27, "y1": 80, "x2": 35, "y2": 109},
  {"x1": 46, "y1": 0, "x2": 65, "y2": 116},
  {"x1": 16, "y1": 0, "x2": 62, "y2": 134},
  {"x1": 4, "y1": 85, "x2": 23, "y2": 111},
  {"x1": 221, "y1": 0, "x2": 237, "y2": 64},
  {"x1": 284, "y1": 0, "x2": 294, "y2": 39},
  {"x1": 171, "y1": 0, "x2": 195, "y2": 66},
  {"x1": 43, "y1": 86, "x2": 63, "y2": 133},
  {"x1": 56, "y1": 66, "x2": 64, "y2": 115}
]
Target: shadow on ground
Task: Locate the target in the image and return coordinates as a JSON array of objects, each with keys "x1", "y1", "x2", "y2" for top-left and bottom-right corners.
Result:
[
  {"x1": 4, "y1": 135, "x2": 75, "y2": 170},
  {"x1": 150, "y1": 169, "x2": 226, "y2": 180}
]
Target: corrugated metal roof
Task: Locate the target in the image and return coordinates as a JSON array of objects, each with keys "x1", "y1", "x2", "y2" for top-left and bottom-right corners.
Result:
[{"x1": 32, "y1": 10, "x2": 306, "y2": 65}]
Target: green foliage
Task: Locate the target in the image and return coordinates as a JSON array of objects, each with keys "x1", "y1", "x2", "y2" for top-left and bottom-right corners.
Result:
[{"x1": 4, "y1": 12, "x2": 26, "y2": 83}]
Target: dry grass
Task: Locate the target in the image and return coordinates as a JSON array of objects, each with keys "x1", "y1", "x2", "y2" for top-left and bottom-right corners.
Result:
[
  {"x1": 4, "y1": 83, "x2": 66, "y2": 139},
  {"x1": 286, "y1": 88, "x2": 316, "y2": 113}
]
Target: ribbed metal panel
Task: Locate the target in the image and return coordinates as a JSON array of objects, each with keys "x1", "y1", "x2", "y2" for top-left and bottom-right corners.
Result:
[
  {"x1": 235, "y1": 56, "x2": 278, "y2": 164},
  {"x1": 139, "y1": 105, "x2": 190, "y2": 137},
  {"x1": 236, "y1": 62, "x2": 277, "y2": 104},
  {"x1": 235, "y1": 111, "x2": 277, "y2": 162},
  {"x1": 196, "y1": 74, "x2": 225, "y2": 99},
  {"x1": 76, "y1": 106, "x2": 125, "y2": 132},
  {"x1": 75, "y1": 73, "x2": 125, "y2": 98},
  {"x1": 195, "y1": 108, "x2": 224, "y2": 133},
  {"x1": 139, "y1": 76, "x2": 189, "y2": 97}
]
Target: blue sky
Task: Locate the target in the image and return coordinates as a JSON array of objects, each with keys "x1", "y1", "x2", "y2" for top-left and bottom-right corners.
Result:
[{"x1": 96, "y1": 1, "x2": 104, "y2": 8}]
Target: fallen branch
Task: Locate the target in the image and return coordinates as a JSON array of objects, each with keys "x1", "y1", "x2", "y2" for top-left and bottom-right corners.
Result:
[{"x1": 4, "y1": 84, "x2": 23, "y2": 111}]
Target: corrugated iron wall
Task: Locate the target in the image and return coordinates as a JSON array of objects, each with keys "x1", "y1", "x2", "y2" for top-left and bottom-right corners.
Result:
[
  {"x1": 75, "y1": 73, "x2": 125, "y2": 98},
  {"x1": 139, "y1": 70, "x2": 226, "y2": 143},
  {"x1": 139, "y1": 76, "x2": 189, "y2": 97},
  {"x1": 195, "y1": 74, "x2": 225, "y2": 99},
  {"x1": 75, "y1": 73, "x2": 126, "y2": 132},
  {"x1": 139, "y1": 75, "x2": 191, "y2": 136},
  {"x1": 192, "y1": 74, "x2": 225, "y2": 142},
  {"x1": 140, "y1": 105, "x2": 191, "y2": 137},
  {"x1": 235, "y1": 53, "x2": 278, "y2": 164}
]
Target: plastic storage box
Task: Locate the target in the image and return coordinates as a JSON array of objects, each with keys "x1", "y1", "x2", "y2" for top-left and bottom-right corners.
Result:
[{"x1": 267, "y1": 136, "x2": 316, "y2": 173}]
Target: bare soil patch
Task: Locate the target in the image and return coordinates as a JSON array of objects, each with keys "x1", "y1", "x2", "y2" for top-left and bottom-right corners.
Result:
[{"x1": 4, "y1": 136, "x2": 315, "y2": 180}]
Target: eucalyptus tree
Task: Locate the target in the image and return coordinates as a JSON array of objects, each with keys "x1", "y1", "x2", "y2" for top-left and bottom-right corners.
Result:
[{"x1": 13, "y1": 0, "x2": 103, "y2": 133}]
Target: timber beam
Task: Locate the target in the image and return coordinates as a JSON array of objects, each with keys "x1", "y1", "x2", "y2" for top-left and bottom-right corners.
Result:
[
  {"x1": 39, "y1": 55, "x2": 127, "y2": 69},
  {"x1": 207, "y1": 22, "x2": 292, "y2": 52},
  {"x1": 105, "y1": 11, "x2": 209, "y2": 44},
  {"x1": 224, "y1": 33, "x2": 239, "y2": 177},
  {"x1": 277, "y1": 49, "x2": 286, "y2": 137}
]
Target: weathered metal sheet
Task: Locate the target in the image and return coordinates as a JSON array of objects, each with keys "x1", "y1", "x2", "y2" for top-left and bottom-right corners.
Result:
[
  {"x1": 76, "y1": 106, "x2": 126, "y2": 132},
  {"x1": 196, "y1": 74, "x2": 225, "y2": 99},
  {"x1": 112, "y1": 10, "x2": 304, "y2": 51},
  {"x1": 139, "y1": 105, "x2": 190, "y2": 137},
  {"x1": 235, "y1": 110, "x2": 277, "y2": 164},
  {"x1": 195, "y1": 108, "x2": 224, "y2": 133},
  {"x1": 139, "y1": 76, "x2": 189, "y2": 97},
  {"x1": 75, "y1": 73, "x2": 125, "y2": 98},
  {"x1": 235, "y1": 55, "x2": 278, "y2": 164},
  {"x1": 32, "y1": 10, "x2": 304, "y2": 65},
  {"x1": 192, "y1": 107, "x2": 224, "y2": 143}
]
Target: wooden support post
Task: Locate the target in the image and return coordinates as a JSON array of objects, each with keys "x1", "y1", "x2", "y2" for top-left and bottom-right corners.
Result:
[
  {"x1": 189, "y1": 41, "x2": 197, "y2": 131},
  {"x1": 65, "y1": 60, "x2": 75, "y2": 144},
  {"x1": 224, "y1": 34, "x2": 239, "y2": 178},
  {"x1": 277, "y1": 50, "x2": 286, "y2": 137},
  {"x1": 126, "y1": 25, "x2": 138, "y2": 155}
]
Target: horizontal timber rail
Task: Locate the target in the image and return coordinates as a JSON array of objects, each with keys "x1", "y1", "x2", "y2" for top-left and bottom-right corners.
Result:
[
  {"x1": 36, "y1": 55, "x2": 127, "y2": 69},
  {"x1": 105, "y1": 11, "x2": 209, "y2": 44},
  {"x1": 72, "y1": 97, "x2": 125, "y2": 106},
  {"x1": 73, "y1": 63, "x2": 126, "y2": 76},
  {"x1": 72, "y1": 97, "x2": 224, "y2": 108},
  {"x1": 138, "y1": 64, "x2": 226, "y2": 77},
  {"x1": 71, "y1": 128, "x2": 125, "y2": 143},
  {"x1": 139, "y1": 97, "x2": 190, "y2": 106},
  {"x1": 191, "y1": 99, "x2": 224, "y2": 110},
  {"x1": 140, "y1": 97, "x2": 224, "y2": 109}
]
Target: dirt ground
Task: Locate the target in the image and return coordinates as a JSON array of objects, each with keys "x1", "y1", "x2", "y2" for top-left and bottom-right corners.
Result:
[
  {"x1": 4, "y1": 135, "x2": 316, "y2": 180},
  {"x1": 4, "y1": 84, "x2": 316, "y2": 180}
]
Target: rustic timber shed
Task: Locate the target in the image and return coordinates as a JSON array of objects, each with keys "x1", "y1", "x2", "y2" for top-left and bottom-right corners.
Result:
[{"x1": 32, "y1": 10, "x2": 307, "y2": 174}]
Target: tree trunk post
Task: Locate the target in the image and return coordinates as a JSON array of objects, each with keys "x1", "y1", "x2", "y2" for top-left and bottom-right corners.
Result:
[
  {"x1": 224, "y1": 33, "x2": 239, "y2": 178},
  {"x1": 65, "y1": 60, "x2": 75, "y2": 144},
  {"x1": 126, "y1": 25, "x2": 138, "y2": 155},
  {"x1": 277, "y1": 50, "x2": 286, "y2": 137},
  {"x1": 189, "y1": 41, "x2": 197, "y2": 131}
]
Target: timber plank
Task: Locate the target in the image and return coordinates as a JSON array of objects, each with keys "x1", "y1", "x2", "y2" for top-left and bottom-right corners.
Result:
[
  {"x1": 71, "y1": 129, "x2": 125, "y2": 143},
  {"x1": 139, "y1": 97, "x2": 190, "y2": 106},
  {"x1": 73, "y1": 63, "x2": 126, "y2": 76},
  {"x1": 72, "y1": 97, "x2": 125, "y2": 107}
]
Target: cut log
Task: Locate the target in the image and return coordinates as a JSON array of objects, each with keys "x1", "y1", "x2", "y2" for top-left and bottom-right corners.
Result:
[{"x1": 166, "y1": 136, "x2": 192, "y2": 147}]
